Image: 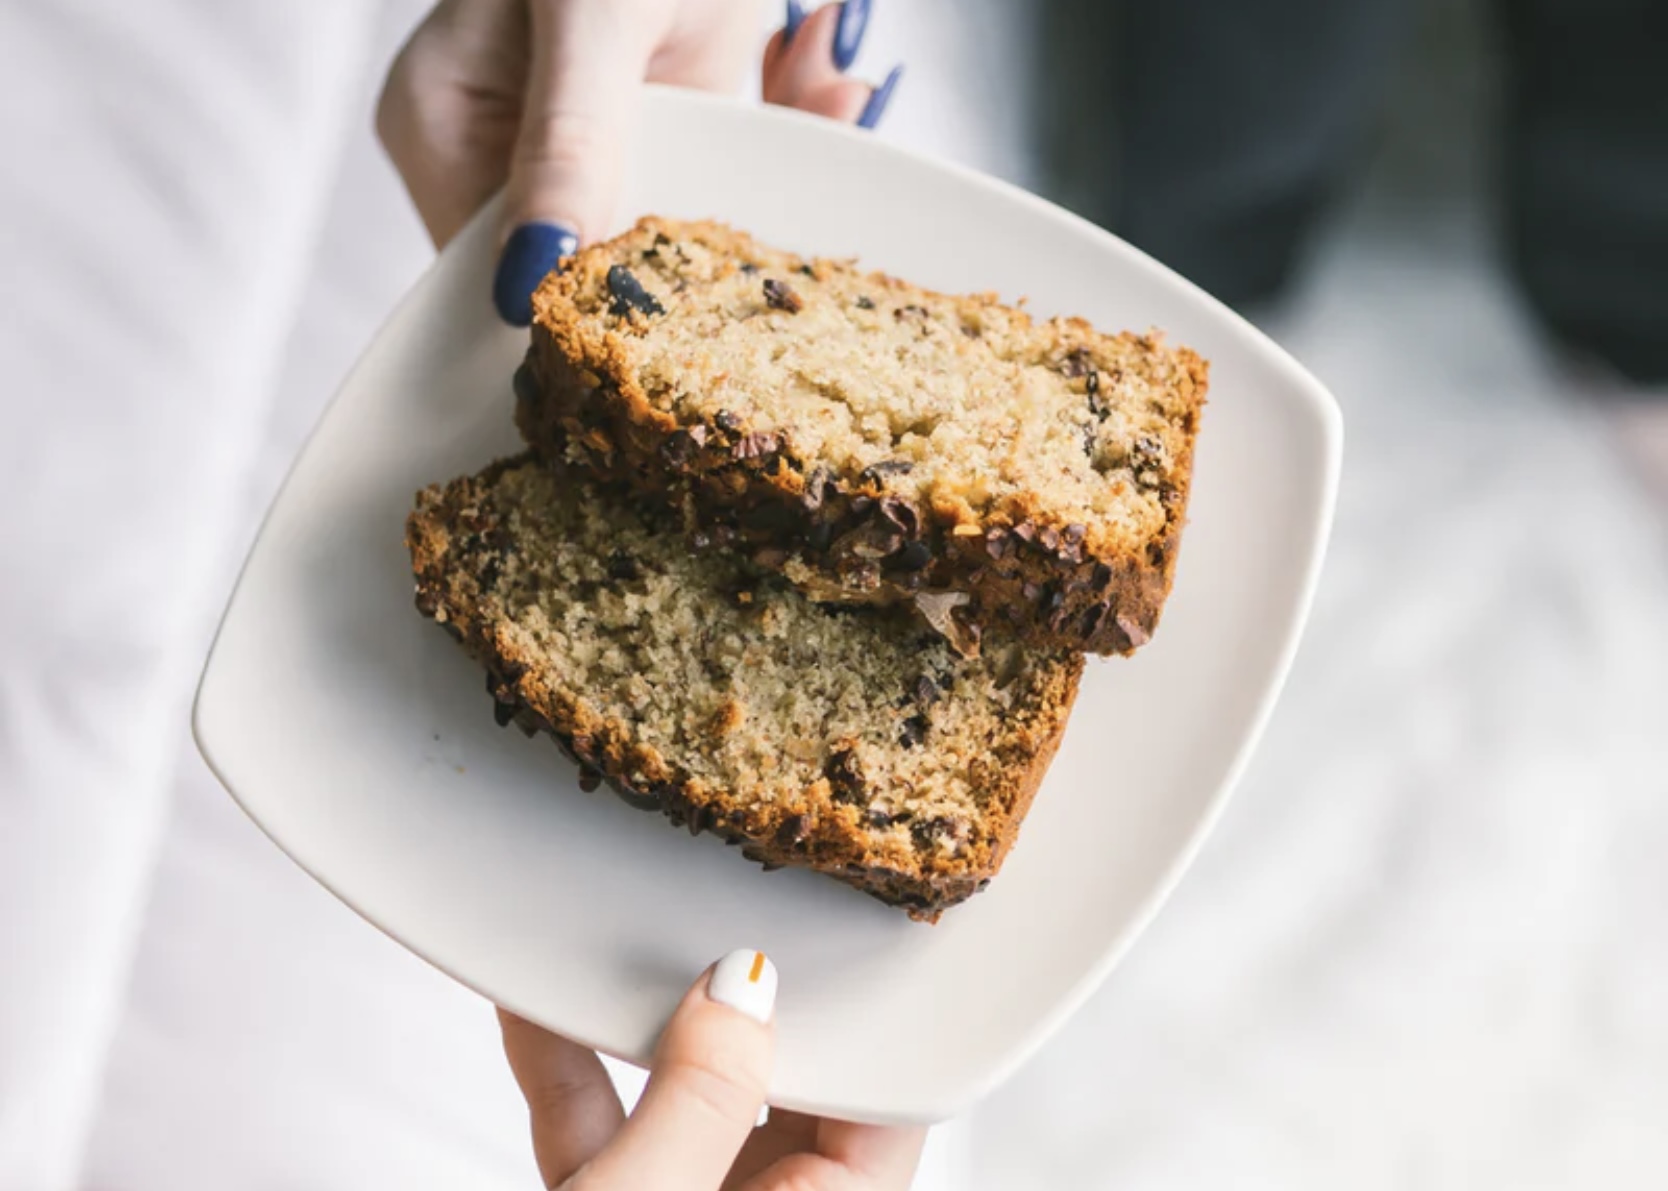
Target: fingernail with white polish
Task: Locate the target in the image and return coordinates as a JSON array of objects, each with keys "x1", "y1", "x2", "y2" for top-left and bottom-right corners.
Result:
[
  {"x1": 708, "y1": 949, "x2": 778, "y2": 1024},
  {"x1": 857, "y1": 64, "x2": 903, "y2": 130}
]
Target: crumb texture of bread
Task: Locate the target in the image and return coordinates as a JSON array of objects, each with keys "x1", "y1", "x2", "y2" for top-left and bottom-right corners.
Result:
[
  {"x1": 406, "y1": 457, "x2": 1083, "y2": 920},
  {"x1": 520, "y1": 216, "x2": 1207, "y2": 655}
]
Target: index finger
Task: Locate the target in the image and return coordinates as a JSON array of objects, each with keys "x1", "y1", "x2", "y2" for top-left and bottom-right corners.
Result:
[
  {"x1": 579, "y1": 950, "x2": 778, "y2": 1190},
  {"x1": 498, "y1": 1008, "x2": 626, "y2": 1188}
]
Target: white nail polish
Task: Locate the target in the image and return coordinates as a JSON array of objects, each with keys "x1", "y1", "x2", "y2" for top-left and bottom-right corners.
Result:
[{"x1": 708, "y1": 949, "x2": 778, "y2": 1024}]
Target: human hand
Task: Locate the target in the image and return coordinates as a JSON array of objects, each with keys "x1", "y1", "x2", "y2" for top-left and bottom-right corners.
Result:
[
  {"x1": 377, "y1": 0, "x2": 903, "y2": 323},
  {"x1": 499, "y1": 950, "x2": 926, "y2": 1189}
]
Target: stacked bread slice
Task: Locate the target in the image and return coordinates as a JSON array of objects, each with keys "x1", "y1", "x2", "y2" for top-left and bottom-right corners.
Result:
[{"x1": 407, "y1": 218, "x2": 1206, "y2": 920}]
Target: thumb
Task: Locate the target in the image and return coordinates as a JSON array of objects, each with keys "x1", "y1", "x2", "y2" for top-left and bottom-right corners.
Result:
[
  {"x1": 579, "y1": 949, "x2": 779, "y2": 1189},
  {"x1": 492, "y1": 0, "x2": 652, "y2": 326}
]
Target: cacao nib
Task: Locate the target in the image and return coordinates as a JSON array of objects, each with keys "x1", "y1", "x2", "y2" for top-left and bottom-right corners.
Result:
[
  {"x1": 661, "y1": 429, "x2": 700, "y2": 467},
  {"x1": 832, "y1": 522, "x2": 902, "y2": 561},
  {"x1": 605, "y1": 265, "x2": 664, "y2": 317},
  {"x1": 732, "y1": 430, "x2": 782, "y2": 459},
  {"x1": 876, "y1": 496, "x2": 919, "y2": 538},
  {"x1": 1115, "y1": 613, "x2": 1152, "y2": 649},
  {"x1": 888, "y1": 540, "x2": 933, "y2": 572},
  {"x1": 763, "y1": 278, "x2": 804, "y2": 312},
  {"x1": 1080, "y1": 597, "x2": 1107, "y2": 637},
  {"x1": 911, "y1": 816, "x2": 969, "y2": 852},
  {"x1": 688, "y1": 805, "x2": 717, "y2": 836},
  {"x1": 774, "y1": 814, "x2": 811, "y2": 846},
  {"x1": 825, "y1": 748, "x2": 866, "y2": 804},
  {"x1": 801, "y1": 468, "x2": 834, "y2": 511},
  {"x1": 859, "y1": 460, "x2": 914, "y2": 485}
]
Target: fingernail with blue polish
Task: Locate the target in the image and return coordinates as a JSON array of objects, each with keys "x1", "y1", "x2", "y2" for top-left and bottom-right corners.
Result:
[
  {"x1": 833, "y1": 0, "x2": 871, "y2": 72},
  {"x1": 784, "y1": 0, "x2": 807, "y2": 45},
  {"x1": 493, "y1": 222, "x2": 578, "y2": 327},
  {"x1": 857, "y1": 64, "x2": 903, "y2": 130}
]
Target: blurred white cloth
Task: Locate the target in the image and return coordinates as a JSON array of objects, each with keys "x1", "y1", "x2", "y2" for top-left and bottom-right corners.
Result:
[
  {"x1": 3, "y1": 1, "x2": 1666, "y2": 1189},
  {"x1": 1, "y1": 1, "x2": 403, "y2": 1183},
  {"x1": 0, "y1": 1, "x2": 993, "y2": 1187}
]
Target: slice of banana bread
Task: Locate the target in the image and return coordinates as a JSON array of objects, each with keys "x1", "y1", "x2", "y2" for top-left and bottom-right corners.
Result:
[
  {"x1": 517, "y1": 216, "x2": 1208, "y2": 657},
  {"x1": 406, "y1": 456, "x2": 1083, "y2": 921}
]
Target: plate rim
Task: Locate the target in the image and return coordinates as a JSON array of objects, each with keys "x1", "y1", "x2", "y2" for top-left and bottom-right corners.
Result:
[{"x1": 194, "y1": 84, "x2": 1343, "y2": 1124}]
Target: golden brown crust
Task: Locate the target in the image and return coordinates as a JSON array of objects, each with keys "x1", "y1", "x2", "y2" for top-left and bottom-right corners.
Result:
[
  {"x1": 520, "y1": 216, "x2": 1208, "y2": 656},
  {"x1": 406, "y1": 456, "x2": 1084, "y2": 921}
]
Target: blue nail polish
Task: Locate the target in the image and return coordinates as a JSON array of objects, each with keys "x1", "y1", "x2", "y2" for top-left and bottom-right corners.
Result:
[
  {"x1": 832, "y1": 0, "x2": 871, "y2": 72},
  {"x1": 857, "y1": 64, "x2": 903, "y2": 130},
  {"x1": 784, "y1": 0, "x2": 807, "y2": 44},
  {"x1": 493, "y1": 222, "x2": 579, "y2": 326}
]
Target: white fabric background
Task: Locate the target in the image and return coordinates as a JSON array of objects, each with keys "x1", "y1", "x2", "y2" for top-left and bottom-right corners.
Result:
[{"x1": 1, "y1": 1, "x2": 1664, "y2": 1188}]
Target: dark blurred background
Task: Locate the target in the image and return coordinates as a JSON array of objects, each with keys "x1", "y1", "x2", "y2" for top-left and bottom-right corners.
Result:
[
  {"x1": 2, "y1": 0, "x2": 1664, "y2": 1187},
  {"x1": 1034, "y1": 0, "x2": 1668, "y2": 385}
]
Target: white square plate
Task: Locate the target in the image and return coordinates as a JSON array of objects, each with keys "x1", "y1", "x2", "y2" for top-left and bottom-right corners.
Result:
[{"x1": 196, "y1": 87, "x2": 1341, "y2": 1124}]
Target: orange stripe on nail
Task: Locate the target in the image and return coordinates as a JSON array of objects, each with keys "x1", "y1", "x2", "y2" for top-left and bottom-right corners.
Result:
[{"x1": 748, "y1": 951, "x2": 766, "y2": 983}]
